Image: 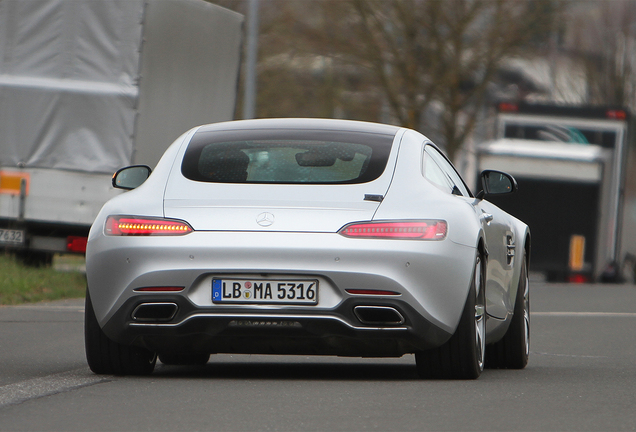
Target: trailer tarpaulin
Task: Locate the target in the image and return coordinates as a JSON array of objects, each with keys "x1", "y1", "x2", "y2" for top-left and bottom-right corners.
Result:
[
  {"x1": 133, "y1": 0, "x2": 243, "y2": 168},
  {"x1": 0, "y1": 0, "x2": 145, "y2": 173}
]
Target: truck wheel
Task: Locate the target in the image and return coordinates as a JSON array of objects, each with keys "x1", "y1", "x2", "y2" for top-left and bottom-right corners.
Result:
[
  {"x1": 16, "y1": 250, "x2": 53, "y2": 267},
  {"x1": 159, "y1": 353, "x2": 210, "y2": 366},
  {"x1": 415, "y1": 254, "x2": 485, "y2": 379},
  {"x1": 485, "y1": 256, "x2": 530, "y2": 369},
  {"x1": 85, "y1": 289, "x2": 156, "y2": 375}
]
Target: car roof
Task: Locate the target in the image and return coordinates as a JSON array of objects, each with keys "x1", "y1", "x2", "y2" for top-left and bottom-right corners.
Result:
[{"x1": 194, "y1": 118, "x2": 403, "y2": 137}]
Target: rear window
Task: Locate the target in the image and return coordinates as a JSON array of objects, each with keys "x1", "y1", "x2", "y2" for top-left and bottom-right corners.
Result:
[{"x1": 181, "y1": 129, "x2": 394, "y2": 184}]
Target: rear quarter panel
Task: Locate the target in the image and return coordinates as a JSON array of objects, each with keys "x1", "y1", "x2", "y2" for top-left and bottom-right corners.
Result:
[
  {"x1": 86, "y1": 128, "x2": 197, "y2": 321},
  {"x1": 372, "y1": 131, "x2": 480, "y2": 330}
]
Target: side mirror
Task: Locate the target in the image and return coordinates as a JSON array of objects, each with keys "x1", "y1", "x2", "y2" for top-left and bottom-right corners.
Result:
[
  {"x1": 476, "y1": 170, "x2": 517, "y2": 199},
  {"x1": 112, "y1": 165, "x2": 152, "y2": 190}
]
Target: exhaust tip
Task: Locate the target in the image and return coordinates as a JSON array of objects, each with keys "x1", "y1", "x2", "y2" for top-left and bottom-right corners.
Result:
[
  {"x1": 132, "y1": 302, "x2": 178, "y2": 322},
  {"x1": 353, "y1": 305, "x2": 405, "y2": 326}
]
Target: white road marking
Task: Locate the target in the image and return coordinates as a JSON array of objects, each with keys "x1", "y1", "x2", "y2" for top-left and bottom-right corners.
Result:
[
  {"x1": 0, "y1": 368, "x2": 107, "y2": 407},
  {"x1": 532, "y1": 312, "x2": 636, "y2": 317},
  {"x1": 532, "y1": 351, "x2": 608, "y2": 359},
  {"x1": 6, "y1": 304, "x2": 84, "y2": 313}
]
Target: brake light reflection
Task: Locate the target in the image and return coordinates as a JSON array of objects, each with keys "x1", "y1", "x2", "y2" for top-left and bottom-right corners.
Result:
[
  {"x1": 346, "y1": 289, "x2": 400, "y2": 296},
  {"x1": 134, "y1": 286, "x2": 185, "y2": 292}
]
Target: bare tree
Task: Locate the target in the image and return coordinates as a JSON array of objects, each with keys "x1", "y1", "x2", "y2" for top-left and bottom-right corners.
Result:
[
  {"x1": 568, "y1": 1, "x2": 636, "y2": 111},
  {"x1": 286, "y1": 0, "x2": 557, "y2": 159},
  {"x1": 211, "y1": 0, "x2": 557, "y2": 160}
]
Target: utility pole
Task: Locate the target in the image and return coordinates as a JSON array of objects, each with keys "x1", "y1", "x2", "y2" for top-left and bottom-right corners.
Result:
[{"x1": 242, "y1": 0, "x2": 259, "y2": 119}]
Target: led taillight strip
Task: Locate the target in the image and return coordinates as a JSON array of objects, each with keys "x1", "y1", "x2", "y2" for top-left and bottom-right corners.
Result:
[
  {"x1": 339, "y1": 220, "x2": 447, "y2": 240},
  {"x1": 105, "y1": 216, "x2": 193, "y2": 236}
]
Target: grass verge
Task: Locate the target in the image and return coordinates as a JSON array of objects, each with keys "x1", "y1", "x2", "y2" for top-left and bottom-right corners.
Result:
[{"x1": 0, "y1": 254, "x2": 86, "y2": 305}]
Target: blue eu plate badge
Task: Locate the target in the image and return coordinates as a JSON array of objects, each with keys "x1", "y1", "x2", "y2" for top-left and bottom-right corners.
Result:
[{"x1": 212, "y1": 279, "x2": 222, "y2": 301}]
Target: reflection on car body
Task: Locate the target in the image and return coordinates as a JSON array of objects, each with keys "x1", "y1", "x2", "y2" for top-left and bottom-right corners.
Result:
[{"x1": 85, "y1": 118, "x2": 530, "y2": 379}]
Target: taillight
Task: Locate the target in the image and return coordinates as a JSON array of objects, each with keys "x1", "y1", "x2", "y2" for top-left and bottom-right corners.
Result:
[
  {"x1": 338, "y1": 220, "x2": 447, "y2": 240},
  {"x1": 105, "y1": 216, "x2": 193, "y2": 236},
  {"x1": 498, "y1": 102, "x2": 518, "y2": 112},
  {"x1": 67, "y1": 236, "x2": 88, "y2": 253},
  {"x1": 567, "y1": 274, "x2": 589, "y2": 284},
  {"x1": 606, "y1": 109, "x2": 627, "y2": 120}
]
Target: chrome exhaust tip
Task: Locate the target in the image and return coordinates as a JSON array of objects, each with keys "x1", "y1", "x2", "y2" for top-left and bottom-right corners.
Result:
[
  {"x1": 353, "y1": 305, "x2": 405, "y2": 326},
  {"x1": 131, "y1": 302, "x2": 178, "y2": 322}
]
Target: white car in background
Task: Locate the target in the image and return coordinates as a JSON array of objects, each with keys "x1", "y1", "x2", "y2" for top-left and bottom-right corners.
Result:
[{"x1": 85, "y1": 118, "x2": 530, "y2": 379}]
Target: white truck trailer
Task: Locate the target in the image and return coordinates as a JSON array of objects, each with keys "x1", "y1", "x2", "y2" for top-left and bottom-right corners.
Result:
[
  {"x1": 475, "y1": 102, "x2": 636, "y2": 282},
  {"x1": 0, "y1": 0, "x2": 243, "y2": 265}
]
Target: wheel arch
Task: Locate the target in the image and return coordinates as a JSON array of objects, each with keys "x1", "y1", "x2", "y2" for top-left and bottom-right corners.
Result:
[
  {"x1": 524, "y1": 231, "x2": 531, "y2": 270},
  {"x1": 508, "y1": 224, "x2": 530, "y2": 315}
]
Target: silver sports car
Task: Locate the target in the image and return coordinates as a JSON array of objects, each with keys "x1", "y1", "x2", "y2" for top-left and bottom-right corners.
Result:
[{"x1": 85, "y1": 118, "x2": 530, "y2": 379}]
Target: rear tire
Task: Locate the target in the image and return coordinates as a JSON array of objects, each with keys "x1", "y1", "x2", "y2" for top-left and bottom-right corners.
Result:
[
  {"x1": 415, "y1": 254, "x2": 485, "y2": 379},
  {"x1": 85, "y1": 289, "x2": 156, "y2": 375},
  {"x1": 485, "y1": 256, "x2": 530, "y2": 369}
]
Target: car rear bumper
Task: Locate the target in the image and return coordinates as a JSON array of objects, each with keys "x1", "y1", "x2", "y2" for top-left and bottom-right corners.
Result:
[
  {"x1": 87, "y1": 230, "x2": 477, "y2": 354},
  {"x1": 102, "y1": 294, "x2": 453, "y2": 357}
]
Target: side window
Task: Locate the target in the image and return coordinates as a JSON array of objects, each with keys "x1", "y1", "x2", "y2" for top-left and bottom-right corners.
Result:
[
  {"x1": 423, "y1": 145, "x2": 471, "y2": 197},
  {"x1": 423, "y1": 150, "x2": 454, "y2": 193}
]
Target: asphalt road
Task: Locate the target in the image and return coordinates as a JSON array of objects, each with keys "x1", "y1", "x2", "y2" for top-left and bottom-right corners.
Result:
[{"x1": 1, "y1": 283, "x2": 635, "y2": 431}]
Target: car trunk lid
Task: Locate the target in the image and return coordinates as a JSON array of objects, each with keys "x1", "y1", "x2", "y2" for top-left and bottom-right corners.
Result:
[
  {"x1": 163, "y1": 183, "x2": 388, "y2": 232},
  {"x1": 162, "y1": 123, "x2": 404, "y2": 232}
]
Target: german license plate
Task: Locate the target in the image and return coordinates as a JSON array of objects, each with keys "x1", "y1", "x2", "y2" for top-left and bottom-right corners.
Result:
[
  {"x1": 0, "y1": 228, "x2": 24, "y2": 245},
  {"x1": 212, "y1": 278, "x2": 318, "y2": 304}
]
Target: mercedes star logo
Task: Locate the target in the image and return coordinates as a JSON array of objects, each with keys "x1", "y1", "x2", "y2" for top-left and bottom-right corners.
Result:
[{"x1": 256, "y1": 212, "x2": 275, "y2": 227}]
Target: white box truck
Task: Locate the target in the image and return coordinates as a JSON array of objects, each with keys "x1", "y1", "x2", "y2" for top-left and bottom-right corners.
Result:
[
  {"x1": 475, "y1": 102, "x2": 636, "y2": 282},
  {"x1": 0, "y1": 0, "x2": 243, "y2": 265}
]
